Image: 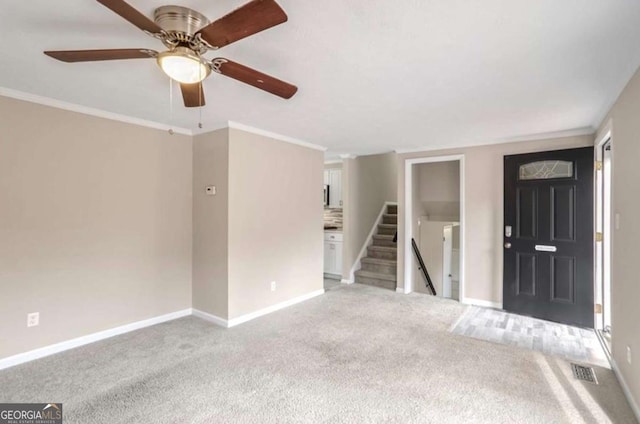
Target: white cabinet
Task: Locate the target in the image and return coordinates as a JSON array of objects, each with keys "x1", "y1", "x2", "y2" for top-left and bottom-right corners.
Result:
[
  {"x1": 323, "y1": 232, "x2": 343, "y2": 275},
  {"x1": 325, "y1": 169, "x2": 342, "y2": 208}
]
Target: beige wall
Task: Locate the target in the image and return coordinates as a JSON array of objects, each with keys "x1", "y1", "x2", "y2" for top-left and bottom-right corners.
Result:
[
  {"x1": 597, "y1": 67, "x2": 640, "y2": 410},
  {"x1": 0, "y1": 96, "x2": 193, "y2": 359},
  {"x1": 397, "y1": 135, "x2": 593, "y2": 303},
  {"x1": 192, "y1": 129, "x2": 229, "y2": 318},
  {"x1": 343, "y1": 152, "x2": 398, "y2": 279},
  {"x1": 227, "y1": 129, "x2": 324, "y2": 318},
  {"x1": 416, "y1": 161, "x2": 460, "y2": 221}
]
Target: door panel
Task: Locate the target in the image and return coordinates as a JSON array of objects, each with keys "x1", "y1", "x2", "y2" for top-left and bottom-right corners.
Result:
[
  {"x1": 516, "y1": 188, "x2": 538, "y2": 239},
  {"x1": 516, "y1": 253, "x2": 536, "y2": 296},
  {"x1": 551, "y1": 186, "x2": 576, "y2": 242},
  {"x1": 550, "y1": 256, "x2": 575, "y2": 303},
  {"x1": 504, "y1": 147, "x2": 594, "y2": 328}
]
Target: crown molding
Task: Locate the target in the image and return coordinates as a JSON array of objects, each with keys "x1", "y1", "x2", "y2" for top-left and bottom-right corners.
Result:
[
  {"x1": 394, "y1": 126, "x2": 595, "y2": 154},
  {"x1": 227, "y1": 121, "x2": 327, "y2": 151},
  {"x1": 339, "y1": 153, "x2": 357, "y2": 159},
  {"x1": 324, "y1": 159, "x2": 343, "y2": 164},
  {"x1": 0, "y1": 86, "x2": 192, "y2": 136}
]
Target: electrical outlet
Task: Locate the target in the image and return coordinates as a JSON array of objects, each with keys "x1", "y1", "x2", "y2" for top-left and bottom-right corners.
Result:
[
  {"x1": 270, "y1": 281, "x2": 277, "y2": 292},
  {"x1": 27, "y1": 312, "x2": 39, "y2": 327},
  {"x1": 627, "y1": 346, "x2": 632, "y2": 364}
]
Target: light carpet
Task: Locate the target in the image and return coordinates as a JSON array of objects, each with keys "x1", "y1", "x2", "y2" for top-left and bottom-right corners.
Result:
[{"x1": 0, "y1": 284, "x2": 636, "y2": 423}]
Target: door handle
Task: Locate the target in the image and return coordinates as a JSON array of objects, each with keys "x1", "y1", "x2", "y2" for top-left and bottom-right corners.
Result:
[{"x1": 504, "y1": 242, "x2": 512, "y2": 249}]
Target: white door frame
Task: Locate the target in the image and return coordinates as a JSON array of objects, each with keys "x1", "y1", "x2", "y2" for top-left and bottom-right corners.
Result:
[
  {"x1": 595, "y1": 119, "x2": 613, "y2": 331},
  {"x1": 442, "y1": 225, "x2": 453, "y2": 298},
  {"x1": 403, "y1": 154, "x2": 465, "y2": 300}
]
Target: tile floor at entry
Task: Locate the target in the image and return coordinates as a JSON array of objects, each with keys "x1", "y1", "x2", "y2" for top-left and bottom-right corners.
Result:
[{"x1": 450, "y1": 306, "x2": 609, "y2": 368}]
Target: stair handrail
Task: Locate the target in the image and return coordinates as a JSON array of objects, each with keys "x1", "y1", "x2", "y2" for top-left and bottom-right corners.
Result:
[{"x1": 411, "y1": 238, "x2": 437, "y2": 296}]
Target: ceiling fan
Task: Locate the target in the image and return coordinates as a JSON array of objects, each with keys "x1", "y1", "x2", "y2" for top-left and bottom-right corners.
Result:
[{"x1": 44, "y1": 0, "x2": 297, "y2": 108}]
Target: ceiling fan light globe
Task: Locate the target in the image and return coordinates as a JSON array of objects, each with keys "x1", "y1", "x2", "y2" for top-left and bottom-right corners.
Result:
[{"x1": 157, "y1": 48, "x2": 210, "y2": 84}]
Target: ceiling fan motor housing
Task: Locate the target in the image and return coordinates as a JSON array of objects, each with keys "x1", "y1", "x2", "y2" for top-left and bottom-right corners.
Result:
[{"x1": 153, "y1": 6, "x2": 210, "y2": 38}]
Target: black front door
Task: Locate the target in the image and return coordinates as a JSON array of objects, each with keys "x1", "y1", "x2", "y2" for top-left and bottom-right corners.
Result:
[{"x1": 503, "y1": 147, "x2": 594, "y2": 328}]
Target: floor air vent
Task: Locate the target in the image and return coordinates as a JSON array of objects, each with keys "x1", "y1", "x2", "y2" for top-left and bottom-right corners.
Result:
[{"x1": 571, "y1": 363, "x2": 598, "y2": 384}]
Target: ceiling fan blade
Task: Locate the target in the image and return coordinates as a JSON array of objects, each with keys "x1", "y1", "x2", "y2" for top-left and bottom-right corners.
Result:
[
  {"x1": 180, "y1": 83, "x2": 206, "y2": 107},
  {"x1": 213, "y1": 59, "x2": 297, "y2": 99},
  {"x1": 197, "y1": 0, "x2": 287, "y2": 49},
  {"x1": 96, "y1": 0, "x2": 163, "y2": 34},
  {"x1": 44, "y1": 49, "x2": 157, "y2": 63}
]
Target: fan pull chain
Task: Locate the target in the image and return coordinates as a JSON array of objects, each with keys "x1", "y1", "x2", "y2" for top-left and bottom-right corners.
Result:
[
  {"x1": 168, "y1": 78, "x2": 175, "y2": 135},
  {"x1": 198, "y1": 66, "x2": 203, "y2": 129}
]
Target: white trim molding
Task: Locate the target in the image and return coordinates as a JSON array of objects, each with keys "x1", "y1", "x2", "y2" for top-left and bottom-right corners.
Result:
[
  {"x1": 0, "y1": 309, "x2": 192, "y2": 371},
  {"x1": 349, "y1": 201, "x2": 398, "y2": 282},
  {"x1": 0, "y1": 87, "x2": 192, "y2": 135},
  {"x1": 341, "y1": 279, "x2": 354, "y2": 284},
  {"x1": 612, "y1": 359, "x2": 640, "y2": 422},
  {"x1": 226, "y1": 289, "x2": 325, "y2": 327},
  {"x1": 227, "y1": 121, "x2": 327, "y2": 151},
  {"x1": 403, "y1": 155, "x2": 465, "y2": 298},
  {"x1": 192, "y1": 309, "x2": 229, "y2": 328},
  {"x1": 462, "y1": 298, "x2": 502, "y2": 309},
  {"x1": 395, "y1": 127, "x2": 594, "y2": 155}
]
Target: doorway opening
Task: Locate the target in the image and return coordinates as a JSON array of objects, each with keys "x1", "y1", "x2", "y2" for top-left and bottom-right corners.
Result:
[
  {"x1": 595, "y1": 125, "x2": 613, "y2": 354},
  {"x1": 404, "y1": 155, "x2": 465, "y2": 300},
  {"x1": 323, "y1": 161, "x2": 344, "y2": 289}
]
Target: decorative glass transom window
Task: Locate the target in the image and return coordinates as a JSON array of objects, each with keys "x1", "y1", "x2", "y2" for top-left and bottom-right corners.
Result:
[{"x1": 519, "y1": 160, "x2": 574, "y2": 180}]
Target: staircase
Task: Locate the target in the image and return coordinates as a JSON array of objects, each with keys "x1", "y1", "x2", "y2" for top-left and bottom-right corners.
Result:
[{"x1": 354, "y1": 204, "x2": 397, "y2": 290}]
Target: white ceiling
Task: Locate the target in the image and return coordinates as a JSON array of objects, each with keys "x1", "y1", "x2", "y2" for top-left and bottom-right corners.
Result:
[{"x1": 2, "y1": 0, "x2": 640, "y2": 158}]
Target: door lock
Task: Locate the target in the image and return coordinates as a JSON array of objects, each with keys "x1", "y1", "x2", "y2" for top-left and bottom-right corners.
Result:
[{"x1": 504, "y1": 242, "x2": 512, "y2": 249}]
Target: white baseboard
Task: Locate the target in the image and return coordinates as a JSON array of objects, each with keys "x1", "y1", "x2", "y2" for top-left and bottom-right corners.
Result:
[
  {"x1": 462, "y1": 297, "x2": 502, "y2": 309},
  {"x1": 341, "y1": 279, "x2": 354, "y2": 284},
  {"x1": 0, "y1": 309, "x2": 192, "y2": 371},
  {"x1": 611, "y1": 359, "x2": 640, "y2": 422},
  {"x1": 0, "y1": 289, "x2": 327, "y2": 371},
  {"x1": 226, "y1": 289, "x2": 325, "y2": 327},
  {"x1": 192, "y1": 309, "x2": 229, "y2": 328}
]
